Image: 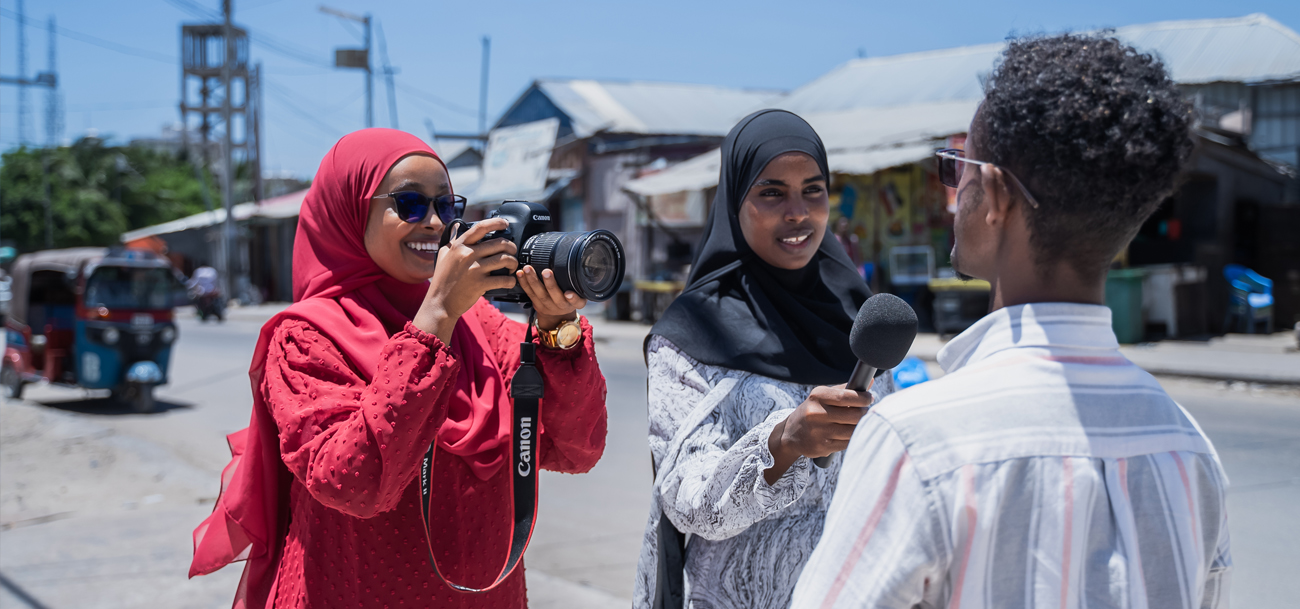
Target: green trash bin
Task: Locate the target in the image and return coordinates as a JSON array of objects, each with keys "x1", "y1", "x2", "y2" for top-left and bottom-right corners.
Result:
[{"x1": 1105, "y1": 268, "x2": 1146, "y2": 343}]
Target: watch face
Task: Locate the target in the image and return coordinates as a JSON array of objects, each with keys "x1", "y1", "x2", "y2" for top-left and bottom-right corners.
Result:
[{"x1": 557, "y1": 322, "x2": 582, "y2": 347}]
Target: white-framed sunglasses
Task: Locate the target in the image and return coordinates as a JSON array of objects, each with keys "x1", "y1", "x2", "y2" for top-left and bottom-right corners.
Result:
[{"x1": 935, "y1": 148, "x2": 1042, "y2": 209}]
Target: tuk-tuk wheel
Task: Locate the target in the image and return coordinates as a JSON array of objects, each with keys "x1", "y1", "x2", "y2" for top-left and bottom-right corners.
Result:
[
  {"x1": 132, "y1": 388, "x2": 155, "y2": 414},
  {"x1": 115, "y1": 384, "x2": 155, "y2": 413},
  {"x1": 2, "y1": 364, "x2": 24, "y2": 400}
]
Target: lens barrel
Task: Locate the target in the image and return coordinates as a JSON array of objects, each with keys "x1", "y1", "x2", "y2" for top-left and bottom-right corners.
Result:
[{"x1": 521, "y1": 229, "x2": 625, "y2": 302}]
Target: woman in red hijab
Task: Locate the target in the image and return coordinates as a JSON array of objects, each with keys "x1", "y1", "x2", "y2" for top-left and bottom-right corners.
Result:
[{"x1": 189, "y1": 129, "x2": 608, "y2": 608}]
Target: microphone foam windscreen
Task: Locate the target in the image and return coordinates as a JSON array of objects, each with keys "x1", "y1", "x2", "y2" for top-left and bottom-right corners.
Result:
[{"x1": 849, "y1": 293, "x2": 919, "y2": 370}]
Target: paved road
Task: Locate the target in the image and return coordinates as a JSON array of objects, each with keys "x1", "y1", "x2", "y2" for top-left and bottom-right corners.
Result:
[{"x1": 1, "y1": 313, "x2": 1296, "y2": 608}]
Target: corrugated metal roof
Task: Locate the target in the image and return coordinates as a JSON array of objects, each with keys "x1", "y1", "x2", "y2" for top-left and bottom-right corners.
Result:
[
  {"x1": 779, "y1": 13, "x2": 1300, "y2": 115},
  {"x1": 535, "y1": 79, "x2": 784, "y2": 138},
  {"x1": 624, "y1": 148, "x2": 720, "y2": 197},
  {"x1": 777, "y1": 44, "x2": 1002, "y2": 115},
  {"x1": 625, "y1": 101, "x2": 978, "y2": 196},
  {"x1": 121, "y1": 189, "x2": 309, "y2": 241},
  {"x1": 1115, "y1": 14, "x2": 1300, "y2": 84}
]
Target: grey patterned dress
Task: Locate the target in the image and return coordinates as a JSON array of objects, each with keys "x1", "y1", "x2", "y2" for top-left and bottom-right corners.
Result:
[{"x1": 633, "y1": 335, "x2": 896, "y2": 609}]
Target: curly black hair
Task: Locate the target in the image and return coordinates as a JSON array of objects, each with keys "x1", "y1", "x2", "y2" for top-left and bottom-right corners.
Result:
[{"x1": 976, "y1": 33, "x2": 1195, "y2": 278}]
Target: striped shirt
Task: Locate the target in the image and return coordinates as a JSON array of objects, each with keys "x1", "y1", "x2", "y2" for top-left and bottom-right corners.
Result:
[{"x1": 791, "y1": 303, "x2": 1231, "y2": 609}]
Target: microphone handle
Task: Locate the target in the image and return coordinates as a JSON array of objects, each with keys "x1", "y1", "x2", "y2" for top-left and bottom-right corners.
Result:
[{"x1": 812, "y1": 360, "x2": 876, "y2": 469}]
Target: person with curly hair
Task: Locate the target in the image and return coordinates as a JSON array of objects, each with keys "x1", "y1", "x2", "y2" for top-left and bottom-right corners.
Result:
[{"x1": 791, "y1": 34, "x2": 1230, "y2": 609}]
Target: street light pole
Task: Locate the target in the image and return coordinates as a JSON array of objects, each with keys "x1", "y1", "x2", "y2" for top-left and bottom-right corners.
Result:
[{"x1": 320, "y1": 5, "x2": 373, "y2": 129}]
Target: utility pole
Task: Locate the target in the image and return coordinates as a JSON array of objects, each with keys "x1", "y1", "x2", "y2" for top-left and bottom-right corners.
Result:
[
  {"x1": 44, "y1": 17, "x2": 60, "y2": 146},
  {"x1": 377, "y1": 23, "x2": 399, "y2": 129},
  {"x1": 321, "y1": 6, "x2": 372, "y2": 128},
  {"x1": 479, "y1": 36, "x2": 490, "y2": 135},
  {"x1": 43, "y1": 16, "x2": 59, "y2": 249},
  {"x1": 220, "y1": 0, "x2": 236, "y2": 300},
  {"x1": 17, "y1": 0, "x2": 29, "y2": 145},
  {"x1": 365, "y1": 14, "x2": 372, "y2": 128}
]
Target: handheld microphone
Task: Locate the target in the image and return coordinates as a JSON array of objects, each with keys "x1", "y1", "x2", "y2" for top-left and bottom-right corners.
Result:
[{"x1": 812, "y1": 293, "x2": 918, "y2": 468}]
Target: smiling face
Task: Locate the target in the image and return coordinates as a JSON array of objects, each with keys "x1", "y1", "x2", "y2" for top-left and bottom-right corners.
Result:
[
  {"x1": 362, "y1": 153, "x2": 450, "y2": 284},
  {"x1": 738, "y1": 152, "x2": 829, "y2": 270}
]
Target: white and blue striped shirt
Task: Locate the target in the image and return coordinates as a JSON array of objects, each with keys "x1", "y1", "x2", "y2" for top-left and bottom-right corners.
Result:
[{"x1": 792, "y1": 303, "x2": 1231, "y2": 609}]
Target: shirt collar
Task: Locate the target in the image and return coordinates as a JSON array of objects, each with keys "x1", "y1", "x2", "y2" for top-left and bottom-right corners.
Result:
[{"x1": 936, "y1": 303, "x2": 1119, "y2": 373}]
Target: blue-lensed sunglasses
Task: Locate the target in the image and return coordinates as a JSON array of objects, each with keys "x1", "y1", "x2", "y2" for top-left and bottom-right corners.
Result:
[{"x1": 373, "y1": 191, "x2": 466, "y2": 223}]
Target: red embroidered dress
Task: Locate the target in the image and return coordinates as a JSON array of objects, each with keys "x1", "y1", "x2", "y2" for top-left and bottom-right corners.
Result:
[{"x1": 266, "y1": 302, "x2": 605, "y2": 608}]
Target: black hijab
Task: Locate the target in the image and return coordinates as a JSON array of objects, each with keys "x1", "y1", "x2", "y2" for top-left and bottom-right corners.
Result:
[{"x1": 649, "y1": 109, "x2": 871, "y2": 386}]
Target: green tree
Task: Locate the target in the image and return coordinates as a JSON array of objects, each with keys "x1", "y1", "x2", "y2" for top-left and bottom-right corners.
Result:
[{"x1": 0, "y1": 137, "x2": 217, "y2": 252}]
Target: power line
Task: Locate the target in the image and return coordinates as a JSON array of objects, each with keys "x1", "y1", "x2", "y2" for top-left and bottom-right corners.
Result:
[
  {"x1": 263, "y1": 82, "x2": 351, "y2": 138},
  {"x1": 248, "y1": 32, "x2": 333, "y2": 68},
  {"x1": 0, "y1": 8, "x2": 176, "y2": 64},
  {"x1": 163, "y1": 0, "x2": 218, "y2": 20},
  {"x1": 162, "y1": 0, "x2": 333, "y2": 69},
  {"x1": 395, "y1": 82, "x2": 479, "y2": 118},
  {"x1": 264, "y1": 81, "x2": 363, "y2": 116},
  {"x1": 0, "y1": 99, "x2": 174, "y2": 113}
]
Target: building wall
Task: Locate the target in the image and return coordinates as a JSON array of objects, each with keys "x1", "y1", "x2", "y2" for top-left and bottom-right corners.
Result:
[
  {"x1": 1254, "y1": 84, "x2": 1300, "y2": 169},
  {"x1": 1183, "y1": 82, "x2": 1300, "y2": 169},
  {"x1": 1130, "y1": 139, "x2": 1292, "y2": 332}
]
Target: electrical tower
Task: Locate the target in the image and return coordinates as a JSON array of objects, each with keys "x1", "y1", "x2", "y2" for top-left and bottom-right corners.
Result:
[
  {"x1": 1, "y1": 0, "x2": 60, "y2": 147},
  {"x1": 179, "y1": 0, "x2": 262, "y2": 301},
  {"x1": 1, "y1": 2, "x2": 62, "y2": 249}
]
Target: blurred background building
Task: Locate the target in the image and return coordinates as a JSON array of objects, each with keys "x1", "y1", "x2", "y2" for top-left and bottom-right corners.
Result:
[{"x1": 101, "y1": 13, "x2": 1300, "y2": 338}]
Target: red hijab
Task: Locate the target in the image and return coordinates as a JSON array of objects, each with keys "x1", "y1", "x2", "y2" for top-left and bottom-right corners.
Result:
[{"x1": 189, "y1": 128, "x2": 511, "y2": 607}]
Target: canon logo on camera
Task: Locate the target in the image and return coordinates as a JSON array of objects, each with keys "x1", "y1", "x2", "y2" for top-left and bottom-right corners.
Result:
[{"x1": 532, "y1": 215, "x2": 550, "y2": 222}]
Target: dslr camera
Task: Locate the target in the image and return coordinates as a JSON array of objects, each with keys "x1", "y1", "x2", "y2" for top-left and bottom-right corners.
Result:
[{"x1": 450, "y1": 201, "x2": 626, "y2": 304}]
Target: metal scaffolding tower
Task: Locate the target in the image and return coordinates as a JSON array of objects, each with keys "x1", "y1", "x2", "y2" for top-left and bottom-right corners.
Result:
[
  {"x1": 179, "y1": 0, "x2": 262, "y2": 301},
  {"x1": 1, "y1": 3, "x2": 62, "y2": 248}
]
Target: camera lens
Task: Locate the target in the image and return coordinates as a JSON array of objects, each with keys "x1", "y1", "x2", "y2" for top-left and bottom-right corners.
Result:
[
  {"x1": 521, "y1": 229, "x2": 625, "y2": 302},
  {"x1": 580, "y1": 239, "x2": 617, "y2": 295}
]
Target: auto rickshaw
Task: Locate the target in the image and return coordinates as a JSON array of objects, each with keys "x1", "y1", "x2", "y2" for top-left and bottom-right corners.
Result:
[{"x1": 2, "y1": 247, "x2": 185, "y2": 412}]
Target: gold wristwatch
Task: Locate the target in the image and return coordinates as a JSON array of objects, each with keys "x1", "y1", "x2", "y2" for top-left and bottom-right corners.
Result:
[{"x1": 536, "y1": 316, "x2": 583, "y2": 350}]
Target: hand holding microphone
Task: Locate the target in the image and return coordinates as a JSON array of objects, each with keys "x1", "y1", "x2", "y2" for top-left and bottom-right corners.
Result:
[
  {"x1": 812, "y1": 293, "x2": 918, "y2": 467},
  {"x1": 765, "y1": 294, "x2": 918, "y2": 480}
]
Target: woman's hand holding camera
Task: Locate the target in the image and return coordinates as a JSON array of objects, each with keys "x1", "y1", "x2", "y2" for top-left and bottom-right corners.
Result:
[
  {"x1": 413, "y1": 218, "x2": 518, "y2": 344},
  {"x1": 516, "y1": 266, "x2": 587, "y2": 331},
  {"x1": 763, "y1": 384, "x2": 873, "y2": 485}
]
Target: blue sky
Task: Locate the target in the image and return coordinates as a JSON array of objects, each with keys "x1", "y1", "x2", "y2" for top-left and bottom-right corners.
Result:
[{"x1": 2, "y1": 0, "x2": 1297, "y2": 178}]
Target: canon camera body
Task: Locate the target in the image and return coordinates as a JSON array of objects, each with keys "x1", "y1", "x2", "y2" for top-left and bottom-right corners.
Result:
[{"x1": 458, "y1": 201, "x2": 626, "y2": 304}]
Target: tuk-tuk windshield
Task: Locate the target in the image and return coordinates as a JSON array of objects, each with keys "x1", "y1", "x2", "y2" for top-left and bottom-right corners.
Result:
[{"x1": 85, "y1": 266, "x2": 174, "y2": 310}]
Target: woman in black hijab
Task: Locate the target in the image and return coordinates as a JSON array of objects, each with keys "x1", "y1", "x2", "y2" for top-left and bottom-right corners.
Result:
[{"x1": 634, "y1": 110, "x2": 895, "y2": 609}]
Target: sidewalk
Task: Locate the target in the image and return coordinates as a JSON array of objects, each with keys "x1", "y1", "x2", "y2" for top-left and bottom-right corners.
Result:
[
  {"x1": 203, "y1": 304, "x2": 1300, "y2": 385},
  {"x1": 908, "y1": 331, "x2": 1300, "y2": 385}
]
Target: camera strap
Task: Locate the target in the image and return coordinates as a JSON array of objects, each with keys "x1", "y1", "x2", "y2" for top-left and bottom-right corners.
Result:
[
  {"x1": 438, "y1": 219, "x2": 468, "y2": 248},
  {"x1": 418, "y1": 310, "x2": 542, "y2": 593}
]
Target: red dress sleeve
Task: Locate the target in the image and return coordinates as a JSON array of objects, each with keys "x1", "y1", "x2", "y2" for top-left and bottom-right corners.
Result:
[
  {"x1": 471, "y1": 299, "x2": 608, "y2": 474},
  {"x1": 261, "y1": 318, "x2": 459, "y2": 519}
]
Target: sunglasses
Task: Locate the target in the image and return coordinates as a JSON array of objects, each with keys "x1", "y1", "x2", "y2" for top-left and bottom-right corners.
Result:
[
  {"x1": 934, "y1": 148, "x2": 1040, "y2": 209},
  {"x1": 373, "y1": 191, "x2": 466, "y2": 223}
]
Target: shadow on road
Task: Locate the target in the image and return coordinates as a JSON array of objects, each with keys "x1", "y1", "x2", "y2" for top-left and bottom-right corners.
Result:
[{"x1": 35, "y1": 395, "x2": 195, "y2": 416}]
